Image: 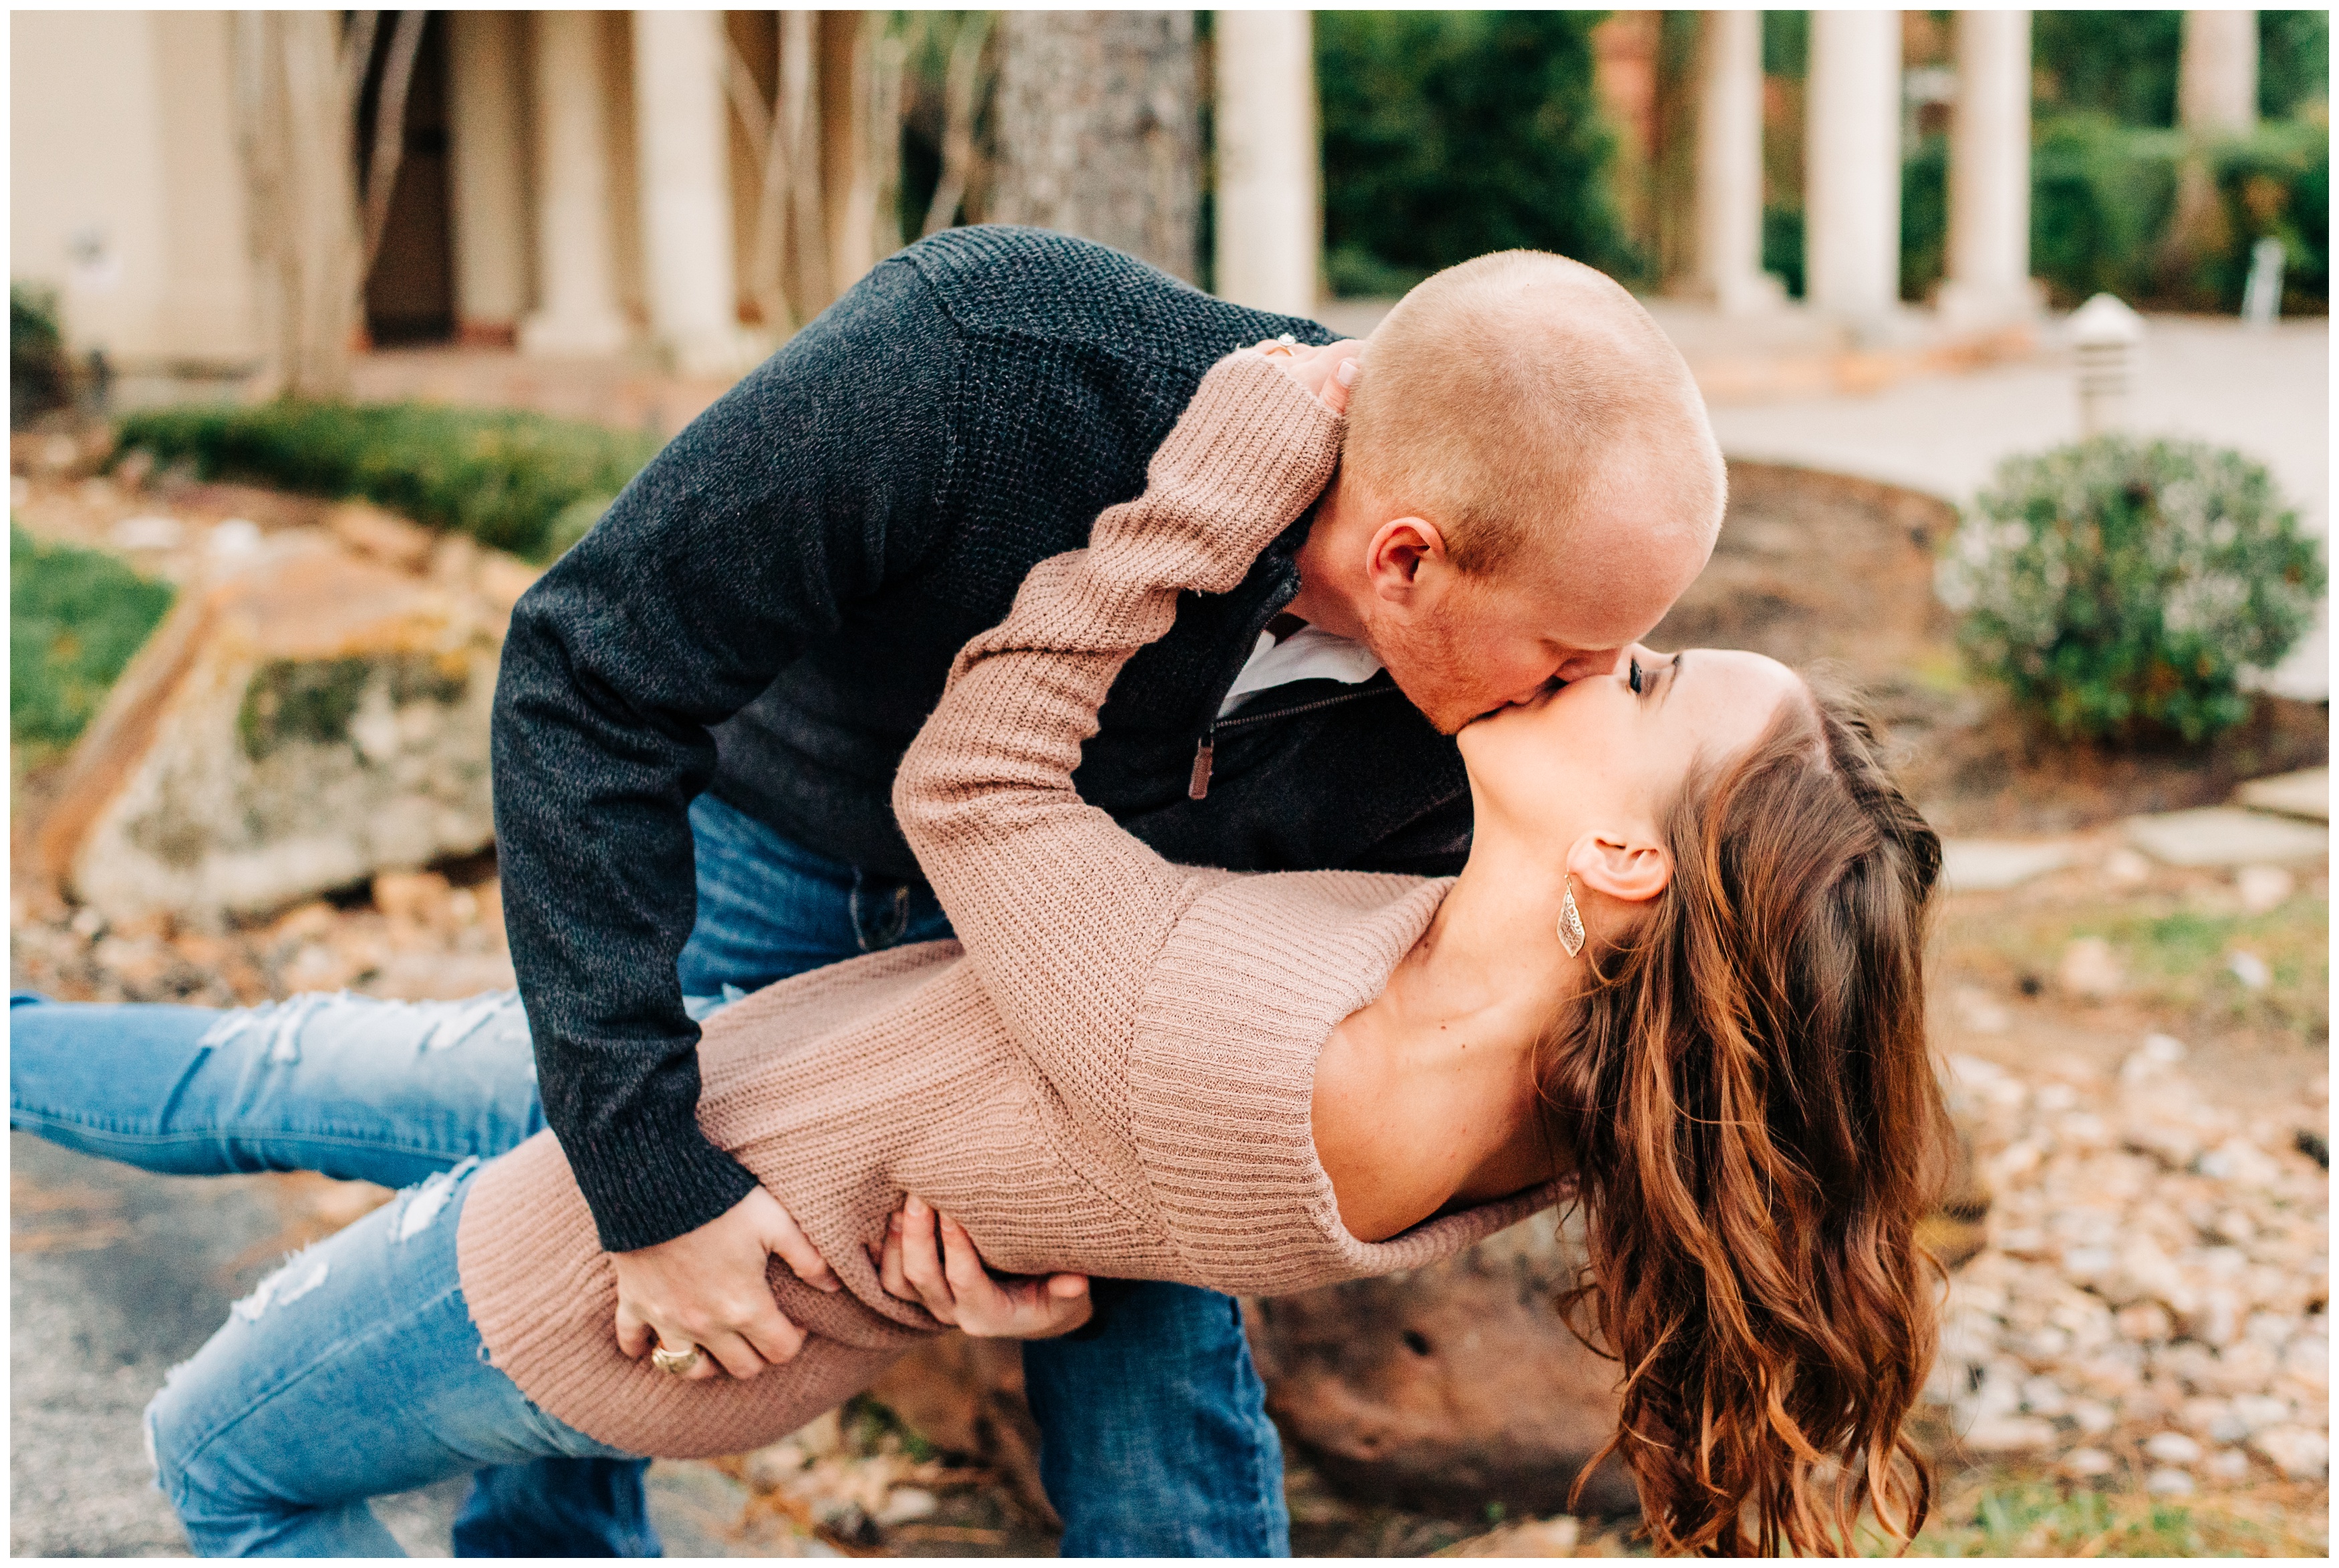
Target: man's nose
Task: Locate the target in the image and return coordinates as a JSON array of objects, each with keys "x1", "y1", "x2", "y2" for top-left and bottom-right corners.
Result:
[{"x1": 1550, "y1": 647, "x2": 1625, "y2": 685}]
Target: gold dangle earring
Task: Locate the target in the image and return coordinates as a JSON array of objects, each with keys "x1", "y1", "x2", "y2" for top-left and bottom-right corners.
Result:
[{"x1": 1556, "y1": 875, "x2": 1586, "y2": 959}]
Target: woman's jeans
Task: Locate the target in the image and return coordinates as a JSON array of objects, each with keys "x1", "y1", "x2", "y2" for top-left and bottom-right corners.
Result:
[
  {"x1": 10, "y1": 794, "x2": 1288, "y2": 1557},
  {"x1": 9, "y1": 993, "x2": 646, "y2": 1556}
]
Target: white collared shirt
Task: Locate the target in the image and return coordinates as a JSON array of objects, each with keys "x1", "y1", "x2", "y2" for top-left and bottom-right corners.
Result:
[{"x1": 1216, "y1": 622, "x2": 1383, "y2": 717}]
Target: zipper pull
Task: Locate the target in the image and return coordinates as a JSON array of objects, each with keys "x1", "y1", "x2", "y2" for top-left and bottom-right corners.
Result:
[{"x1": 1188, "y1": 726, "x2": 1217, "y2": 800}]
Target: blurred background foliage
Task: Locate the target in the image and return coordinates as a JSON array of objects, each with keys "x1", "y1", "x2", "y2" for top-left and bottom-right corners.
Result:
[
  {"x1": 1315, "y1": 11, "x2": 1631, "y2": 298},
  {"x1": 1311, "y1": 9, "x2": 2328, "y2": 315},
  {"x1": 112, "y1": 403, "x2": 660, "y2": 561}
]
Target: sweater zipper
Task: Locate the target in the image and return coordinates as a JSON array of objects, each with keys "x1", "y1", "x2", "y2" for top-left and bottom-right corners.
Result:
[{"x1": 1189, "y1": 683, "x2": 1395, "y2": 800}]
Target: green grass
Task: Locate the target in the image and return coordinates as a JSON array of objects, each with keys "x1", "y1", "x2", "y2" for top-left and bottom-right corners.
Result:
[
  {"x1": 1903, "y1": 1476, "x2": 2325, "y2": 1557},
  {"x1": 114, "y1": 400, "x2": 659, "y2": 561},
  {"x1": 1959, "y1": 891, "x2": 2330, "y2": 1044},
  {"x1": 10, "y1": 523, "x2": 174, "y2": 763}
]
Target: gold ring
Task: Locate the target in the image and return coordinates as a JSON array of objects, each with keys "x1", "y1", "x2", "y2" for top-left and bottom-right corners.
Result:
[{"x1": 650, "y1": 1342, "x2": 704, "y2": 1376}]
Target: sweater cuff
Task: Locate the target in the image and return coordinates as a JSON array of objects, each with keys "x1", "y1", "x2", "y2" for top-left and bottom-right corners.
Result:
[{"x1": 563, "y1": 1106, "x2": 763, "y2": 1255}]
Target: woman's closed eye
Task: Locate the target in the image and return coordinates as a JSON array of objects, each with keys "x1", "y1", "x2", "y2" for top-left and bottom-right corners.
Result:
[{"x1": 1628, "y1": 657, "x2": 1644, "y2": 697}]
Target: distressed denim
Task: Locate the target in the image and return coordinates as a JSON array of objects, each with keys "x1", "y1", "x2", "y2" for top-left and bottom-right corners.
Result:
[
  {"x1": 8, "y1": 794, "x2": 1288, "y2": 1556},
  {"x1": 9, "y1": 989, "x2": 658, "y2": 1556},
  {"x1": 143, "y1": 1154, "x2": 645, "y2": 1555}
]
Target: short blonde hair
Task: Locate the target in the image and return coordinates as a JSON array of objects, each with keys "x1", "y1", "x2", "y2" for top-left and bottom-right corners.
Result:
[{"x1": 1343, "y1": 251, "x2": 1724, "y2": 574}]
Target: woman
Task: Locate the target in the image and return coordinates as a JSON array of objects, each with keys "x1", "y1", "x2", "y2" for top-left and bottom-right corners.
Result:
[{"x1": 13, "y1": 345, "x2": 1950, "y2": 1556}]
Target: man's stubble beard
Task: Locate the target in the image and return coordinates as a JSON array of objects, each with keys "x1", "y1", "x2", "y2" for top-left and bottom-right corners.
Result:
[{"x1": 1360, "y1": 597, "x2": 1492, "y2": 738}]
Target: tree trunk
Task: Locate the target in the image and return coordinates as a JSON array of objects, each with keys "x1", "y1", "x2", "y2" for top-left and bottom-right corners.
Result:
[
  {"x1": 360, "y1": 11, "x2": 428, "y2": 279},
  {"x1": 233, "y1": 10, "x2": 365, "y2": 400},
  {"x1": 990, "y1": 11, "x2": 1199, "y2": 281}
]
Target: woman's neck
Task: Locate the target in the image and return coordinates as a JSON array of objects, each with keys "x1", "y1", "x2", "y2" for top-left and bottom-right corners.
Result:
[
  {"x1": 1382, "y1": 850, "x2": 1576, "y2": 1043},
  {"x1": 1311, "y1": 854, "x2": 1576, "y2": 1240}
]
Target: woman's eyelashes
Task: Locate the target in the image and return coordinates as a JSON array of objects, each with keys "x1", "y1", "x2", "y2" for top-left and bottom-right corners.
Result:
[{"x1": 1628, "y1": 657, "x2": 1644, "y2": 697}]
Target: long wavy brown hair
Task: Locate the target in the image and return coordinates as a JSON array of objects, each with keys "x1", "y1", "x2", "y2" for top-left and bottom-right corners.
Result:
[{"x1": 1539, "y1": 681, "x2": 1953, "y2": 1555}]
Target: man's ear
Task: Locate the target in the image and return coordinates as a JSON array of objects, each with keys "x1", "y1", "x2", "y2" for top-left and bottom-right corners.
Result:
[
  {"x1": 1565, "y1": 828, "x2": 1673, "y2": 906},
  {"x1": 1363, "y1": 516, "x2": 1448, "y2": 604}
]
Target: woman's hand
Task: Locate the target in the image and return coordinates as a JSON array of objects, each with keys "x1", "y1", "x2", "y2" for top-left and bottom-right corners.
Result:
[
  {"x1": 1248, "y1": 336, "x2": 1364, "y2": 416},
  {"x1": 611, "y1": 1186, "x2": 840, "y2": 1382},
  {"x1": 872, "y1": 1194, "x2": 1093, "y2": 1338}
]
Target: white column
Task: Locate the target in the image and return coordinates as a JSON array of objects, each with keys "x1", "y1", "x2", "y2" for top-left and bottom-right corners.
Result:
[
  {"x1": 632, "y1": 10, "x2": 756, "y2": 375},
  {"x1": 1804, "y1": 9, "x2": 1903, "y2": 325},
  {"x1": 2180, "y1": 10, "x2": 2257, "y2": 134},
  {"x1": 1694, "y1": 11, "x2": 1780, "y2": 315},
  {"x1": 519, "y1": 12, "x2": 629, "y2": 357},
  {"x1": 448, "y1": 11, "x2": 529, "y2": 345},
  {"x1": 1939, "y1": 10, "x2": 2034, "y2": 326},
  {"x1": 1213, "y1": 11, "x2": 1319, "y2": 318}
]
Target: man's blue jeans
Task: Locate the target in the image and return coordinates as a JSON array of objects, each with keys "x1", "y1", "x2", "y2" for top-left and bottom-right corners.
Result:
[{"x1": 12, "y1": 795, "x2": 1288, "y2": 1556}]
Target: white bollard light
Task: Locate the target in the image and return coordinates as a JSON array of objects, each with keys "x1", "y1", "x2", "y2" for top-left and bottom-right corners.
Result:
[
  {"x1": 2241, "y1": 237, "x2": 2287, "y2": 328},
  {"x1": 2070, "y1": 293, "x2": 2146, "y2": 438}
]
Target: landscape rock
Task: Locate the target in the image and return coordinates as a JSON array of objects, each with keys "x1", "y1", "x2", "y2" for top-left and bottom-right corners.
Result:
[
  {"x1": 2058, "y1": 937, "x2": 2124, "y2": 1000},
  {"x1": 1244, "y1": 1209, "x2": 1638, "y2": 1518},
  {"x1": 1931, "y1": 1040, "x2": 2327, "y2": 1499},
  {"x1": 2249, "y1": 1425, "x2": 2329, "y2": 1480},
  {"x1": 2233, "y1": 768, "x2": 2328, "y2": 823},
  {"x1": 326, "y1": 503, "x2": 435, "y2": 573},
  {"x1": 2123, "y1": 806, "x2": 2329, "y2": 869},
  {"x1": 1964, "y1": 1416, "x2": 2058, "y2": 1452},
  {"x1": 1446, "y1": 1515, "x2": 1582, "y2": 1557},
  {"x1": 2235, "y1": 865, "x2": 2298, "y2": 913},
  {"x1": 2143, "y1": 1430, "x2": 2203, "y2": 1465},
  {"x1": 864, "y1": 1336, "x2": 1055, "y2": 1525},
  {"x1": 1941, "y1": 839, "x2": 2076, "y2": 893},
  {"x1": 31, "y1": 530, "x2": 526, "y2": 922},
  {"x1": 2204, "y1": 1448, "x2": 2252, "y2": 1482}
]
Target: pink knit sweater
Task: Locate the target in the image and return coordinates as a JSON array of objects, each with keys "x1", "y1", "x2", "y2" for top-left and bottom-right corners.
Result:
[{"x1": 456, "y1": 353, "x2": 1562, "y2": 1458}]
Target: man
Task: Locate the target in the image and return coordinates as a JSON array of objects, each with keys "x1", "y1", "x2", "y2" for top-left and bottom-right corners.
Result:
[{"x1": 479, "y1": 226, "x2": 1722, "y2": 1555}]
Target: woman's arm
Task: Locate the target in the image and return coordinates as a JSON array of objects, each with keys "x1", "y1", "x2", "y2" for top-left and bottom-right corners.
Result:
[{"x1": 893, "y1": 349, "x2": 1344, "y2": 1112}]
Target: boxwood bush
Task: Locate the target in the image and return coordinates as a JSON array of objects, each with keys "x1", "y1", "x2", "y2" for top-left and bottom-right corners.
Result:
[
  {"x1": 114, "y1": 401, "x2": 660, "y2": 561},
  {"x1": 1936, "y1": 436, "x2": 2324, "y2": 744}
]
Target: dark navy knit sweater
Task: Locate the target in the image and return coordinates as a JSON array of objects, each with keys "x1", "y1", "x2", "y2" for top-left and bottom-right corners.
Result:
[{"x1": 493, "y1": 227, "x2": 1472, "y2": 1251}]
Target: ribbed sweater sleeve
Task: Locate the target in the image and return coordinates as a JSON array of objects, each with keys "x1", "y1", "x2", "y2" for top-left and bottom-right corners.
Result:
[{"x1": 893, "y1": 352, "x2": 1343, "y2": 1134}]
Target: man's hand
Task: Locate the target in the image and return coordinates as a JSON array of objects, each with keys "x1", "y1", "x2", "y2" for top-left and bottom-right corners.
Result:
[
  {"x1": 873, "y1": 1194, "x2": 1093, "y2": 1339},
  {"x1": 612, "y1": 1186, "x2": 841, "y2": 1381},
  {"x1": 1250, "y1": 336, "x2": 1364, "y2": 416}
]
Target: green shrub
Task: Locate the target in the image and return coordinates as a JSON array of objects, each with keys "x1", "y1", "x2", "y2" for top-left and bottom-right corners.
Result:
[
  {"x1": 10, "y1": 524, "x2": 176, "y2": 757},
  {"x1": 1900, "y1": 134, "x2": 1950, "y2": 303},
  {"x1": 11, "y1": 283, "x2": 72, "y2": 427},
  {"x1": 2197, "y1": 116, "x2": 2329, "y2": 315},
  {"x1": 113, "y1": 401, "x2": 662, "y2": 561},
  {"x1": 2027, "y1": 114, "x2": 2328, "y2": 313},
  {"x1": 2257, "y1": 9, "x2": 2331, "y2": 120},
  {"x1": 1760, "y1": 204, "x2": 1805, "y2": 299},
  {"x1": 1937, "y1": 436, "x2": 2324, "y2": 745},
  {"x1": 2028, "y1": 114, "x2": 2183, "y2": 307},
  {"x1": 2032, "y1": 11, "x2": 2183, "y2": 127},
  {"x1": 1317, "y1": 11, "x2": 1633, "y2": 295}
]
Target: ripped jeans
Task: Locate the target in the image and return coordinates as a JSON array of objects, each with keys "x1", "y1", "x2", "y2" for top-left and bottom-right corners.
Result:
[{"x1": 8, "y1": 991, "x2": 646, "y2": 1555}]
